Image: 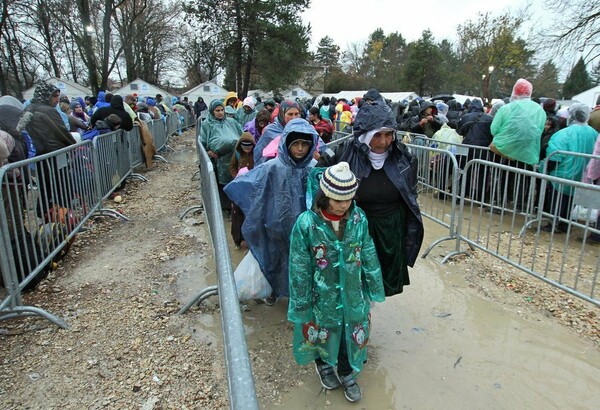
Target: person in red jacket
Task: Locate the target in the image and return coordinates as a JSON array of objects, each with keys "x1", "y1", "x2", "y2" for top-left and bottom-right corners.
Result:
[{"x1": 308, "y1": 106, "x2": 333, "y2": 143}]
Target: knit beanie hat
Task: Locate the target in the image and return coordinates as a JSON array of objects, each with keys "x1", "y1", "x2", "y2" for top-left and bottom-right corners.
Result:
[
  {"x1": 320, "y1": 162, "x2": 358, "y2": 201},
  {"x1": 285, "y1": 131, "x2": 313, "y2": 149},
  {"x1": 70, "y1": 101, "x2": 81, "y2": 111}
]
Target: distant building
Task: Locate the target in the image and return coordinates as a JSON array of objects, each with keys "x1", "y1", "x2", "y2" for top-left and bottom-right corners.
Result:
[
  {"x1": 113, "y1": 79, "x2": 172, "y2": 100},
  {"x1": 281, "y1": 86, "x2": 312, "y2": 101},
  {"x1": 182, "y1": 81, "x2": 228, "y2": 104},
  {"x1": 247, "y1": 89, "x2": 272, "y2": 101},
  {"x1": 22, "y1": 77, "x2": 92, "y2": 101}
]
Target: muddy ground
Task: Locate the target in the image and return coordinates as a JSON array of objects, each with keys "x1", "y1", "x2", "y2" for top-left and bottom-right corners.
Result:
[{"x1": 0, "y1": 129, "x2": 598, "y2": 409}]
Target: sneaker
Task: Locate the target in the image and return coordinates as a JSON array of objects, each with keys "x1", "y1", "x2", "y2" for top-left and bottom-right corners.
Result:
[
  {"x1": 314, "y1": 362, "x2": 340, "y2": 390},
  {"x1": 263, "y1": 295, "x2": 277, "y2": 306},
  {"x1": 339, "y1": 374, "x2": 362, "y2": 402}
]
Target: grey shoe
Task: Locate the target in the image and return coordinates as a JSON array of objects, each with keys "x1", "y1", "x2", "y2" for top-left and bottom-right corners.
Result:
[
  {"x1": 263, "y1": 295, "x2": 277, "y2": 306},
  {"x1": 314, "y1": 362, "x2": 340, "y2": 390},
  {"x1": 339, "y1": 374, "x2": 362, "y2": 402}
]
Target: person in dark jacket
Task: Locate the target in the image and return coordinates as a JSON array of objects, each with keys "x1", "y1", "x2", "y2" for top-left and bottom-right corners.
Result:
[
  {"x1": 446, "y1": 99, "x2": 462, "y2": 128},
  {"x1": 194, "y1": 97, "x2": 207, "y2": 119},
  {"x1": 456, "y1": 98, "x2": 495, "y2": 201},
  {"x1": 406, "y1": 101, "x2": 442, "y2": 138},
  {"x1": 90, "y1": 95, "x2": 134, "y2": 131},
  {"x1": 24, "y1": 80, "x2": 77, "y2": 154},
  {"x1": 318, "y1": 97, "x2": 424, "y2": 296}
]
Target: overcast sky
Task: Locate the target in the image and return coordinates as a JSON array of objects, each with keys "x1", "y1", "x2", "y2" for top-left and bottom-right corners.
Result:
[{"x1": 300, "y1": 0, "x2": 576, "y2": 67}]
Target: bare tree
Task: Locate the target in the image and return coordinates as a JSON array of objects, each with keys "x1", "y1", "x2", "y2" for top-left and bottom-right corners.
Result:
[
  {"x1": 0, "y1": 1, "x2": 39, "y2": 96},
  {"x1": 540, "y1": 0, "x2": 600, "y2": 63}
]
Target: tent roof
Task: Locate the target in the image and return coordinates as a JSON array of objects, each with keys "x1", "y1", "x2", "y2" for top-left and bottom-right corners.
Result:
[{"x1": 332, "y1": 90, "x2": 418, "y2": 103}]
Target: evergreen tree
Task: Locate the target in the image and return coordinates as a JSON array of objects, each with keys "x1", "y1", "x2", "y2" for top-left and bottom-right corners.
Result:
[
  {"x1": 590, "y1": 60, "x2": 600, "y2": 86},
  {"x1": 315, "y1": 36, "x2": 340, "y2": 67},
  {"x1": 403, "y1": 30, "x2": 442, "y2": 96},
  {"x1": 563, "y1": 57, "x2": 592, "y2": 98},
  {"x1": 184, "y1": 0, "x2": 311, "y2": 97},
  {"x1": 457, "y1": 11, "x2": 535, "y2": 98},
  {"x1": 532, "y1": 60, "x2": 561, "y2": 99}
]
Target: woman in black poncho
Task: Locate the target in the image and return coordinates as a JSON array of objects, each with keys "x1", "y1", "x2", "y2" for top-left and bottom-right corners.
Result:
[{"x1": 322, "y1": 93, "x2": 424, "y2": 296}]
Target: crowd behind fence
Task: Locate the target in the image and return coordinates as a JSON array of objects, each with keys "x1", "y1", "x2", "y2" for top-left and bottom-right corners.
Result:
[
  {"x1": 402, "y1": 131, "x2": 600, "y2": 306},
  {"x1": 0, "y1": 111, "x2": 194, "y2": 329},
  {"x1": 2, "y1": 110, "x2": 596, "y2": 408}
]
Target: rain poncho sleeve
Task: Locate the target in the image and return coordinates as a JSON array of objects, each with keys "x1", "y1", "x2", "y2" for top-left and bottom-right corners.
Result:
[
  {"x1": 585, "y1": 134, "x2": 600, "y2": 182},
  {"x1": 545, "y1": 124, "x2": 598, "y2": 193},
  {"x1": 490, "y1": 99, "x2": 545, "y2": 165},
  {"x1": 224, "y1": 118, "x2": 319, "y2": 297}
]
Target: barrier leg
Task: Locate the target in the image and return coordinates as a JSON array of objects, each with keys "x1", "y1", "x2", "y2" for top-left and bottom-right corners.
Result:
[
  {"x1": 0, "y1": 306, "x2": 70, "y2": 329},
  {"x1": 177, "y1": 285, "x2": 218, "y2": 314}
]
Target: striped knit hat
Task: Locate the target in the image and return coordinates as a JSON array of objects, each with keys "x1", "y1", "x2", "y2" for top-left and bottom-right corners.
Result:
[{"x1": 320, "y1": 162, "x2": 358, "y2": 201}]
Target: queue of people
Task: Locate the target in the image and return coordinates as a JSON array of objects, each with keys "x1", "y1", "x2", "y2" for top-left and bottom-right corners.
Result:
[{"x1": 195, "y1": 89, "x2": 424, "y2": 403}]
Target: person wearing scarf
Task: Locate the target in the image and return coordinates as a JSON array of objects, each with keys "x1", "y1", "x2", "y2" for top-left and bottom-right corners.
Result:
[
  {"x1": 333, "y1": 98, "x2": 424, "y2": 296},
  {"x1": 199, "y1": 99, "x2": 242, "y2": 209},
  {"x1": 253, "y1": 99, "x2": 302, "y2": 164}
]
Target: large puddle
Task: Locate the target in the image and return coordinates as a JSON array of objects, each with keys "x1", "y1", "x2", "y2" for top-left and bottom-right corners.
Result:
[
  {"x1": 173, "y1": 144, "x2": 600, "y2": 408},
  {"x1": 273, "y1": 225, "x2": 600, "y2": 409}
]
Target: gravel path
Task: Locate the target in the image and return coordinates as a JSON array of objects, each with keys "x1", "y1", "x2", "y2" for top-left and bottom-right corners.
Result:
[{"x1": 1, "y1": 129, "x2": 597, "y2": 409}]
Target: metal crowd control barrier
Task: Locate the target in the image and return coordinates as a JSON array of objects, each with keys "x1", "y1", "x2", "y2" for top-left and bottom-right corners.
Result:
[
  {"x1": 1, "y1": 117, "x2": 180, "y2": 328},
  {"x1": 405, "y1": 133, "x2": 599, "y2": 306},
  {"x1": 125, "y1": 124, "x2": 147, "y2": 172},
  {"x1": 92, "y1": 131, "x2": 132, "y2": 221},
  {"x1": 1, "y1": 142, "x2": 100, "y2": 328},
  {"x1": 445, "y1": 159, "x2": 599, "y2": 306},
  {"x1": 177, "y1": 141, "x2": 259, "y2": 410},
  {"x1": 404, "y1": 143, "x2": 462, "y2": 256}
]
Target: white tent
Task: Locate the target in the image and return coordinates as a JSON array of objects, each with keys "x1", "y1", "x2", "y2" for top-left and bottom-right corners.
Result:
[
  {"x1": 22, "y1": 77, "x2": 92, "y2": 101},
  {"x1": 281, "y1": 86, "x2": 312, "y2": 101},
  {"x1": 572, "y1": 85, "x2": 600, "y2": 108},
  {"x1": 450, "y1": 94, "x2": 483, "y2": 105},
  {"x1": 113, "y1": 79, "x2": 172, "y2": 100},
  {"x1": 247, "y1": 89, "x2": 272, "y2": 100},
  {"x1": 182, "y1": 81, "x2": 228, "y2": 104},
  {"x1": 312, "y1": 90, "x2": 419, "y2": 107}
]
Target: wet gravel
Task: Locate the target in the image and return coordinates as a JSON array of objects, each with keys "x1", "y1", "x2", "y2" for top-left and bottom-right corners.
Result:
[{"x1": 1, "y1": 128, "x2": 597, "y2": 409}]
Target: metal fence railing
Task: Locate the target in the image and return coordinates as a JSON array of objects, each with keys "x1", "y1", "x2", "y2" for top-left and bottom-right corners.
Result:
[
  {"x1": 0, "y1": 114, "x2": 179, "y2": 328},
  {"x1": 178, "y1": 136, "x2": 259, "y2": 410},
  {"x1": 406, "y1": 134, "x2": 600, "y2": 306}
]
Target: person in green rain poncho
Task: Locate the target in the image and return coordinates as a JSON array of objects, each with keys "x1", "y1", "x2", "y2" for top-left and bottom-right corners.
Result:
[
  {"x1": 199, "y1": 99, "x2": 242, "y2": 209},
  {"x1": 288, "y1": 162, "x2": 385, "y2": 403}
]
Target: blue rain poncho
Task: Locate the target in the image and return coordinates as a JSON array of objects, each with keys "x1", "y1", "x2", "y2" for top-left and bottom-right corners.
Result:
[
  {"x1": 224, "y1": 118, "x2": 318, "y2": 297},
  {"x1": 288, "y1": 167, "x2": 385, "y2": 373},
  {"x1": 200, "y1": 99, "x2": 242, "y2": 184}
]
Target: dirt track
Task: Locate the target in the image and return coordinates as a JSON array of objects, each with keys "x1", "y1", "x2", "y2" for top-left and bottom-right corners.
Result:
[{"x1": 1, "y1": 129, "x2": 598, "y2": 409}]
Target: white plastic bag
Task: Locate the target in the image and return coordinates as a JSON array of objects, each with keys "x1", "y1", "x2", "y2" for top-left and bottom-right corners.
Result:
[
  {"x1": 570, "y1": 204, "x2": 599, "y2": 223},
  {"x1": 233, "y1": 252, "x2": 272, "y2": 301}
]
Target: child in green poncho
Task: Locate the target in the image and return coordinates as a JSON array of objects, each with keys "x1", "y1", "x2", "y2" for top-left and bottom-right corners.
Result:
[{"x1": 287, "y1": 162, "x2": 385, "y2": 403}]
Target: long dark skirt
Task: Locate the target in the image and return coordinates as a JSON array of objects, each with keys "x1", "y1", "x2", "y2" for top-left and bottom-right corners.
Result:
[
  {"x1": 366, "y1": 206, "x2": 409, "y2": 296},
  {"x1": 231, "y1": 202, "x2": 245, "y2": 246}
]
